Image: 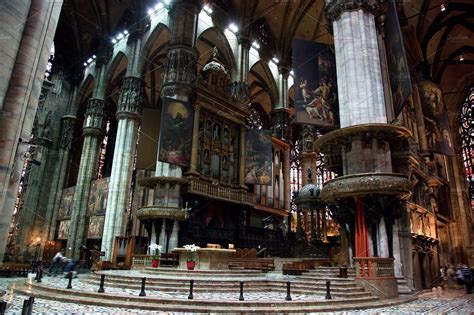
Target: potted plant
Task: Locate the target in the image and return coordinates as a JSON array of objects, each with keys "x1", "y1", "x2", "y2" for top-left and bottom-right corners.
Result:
[
  {"x1": 183, "y1": 244, "x2": 200, "y2": 270},
  {"x1": 148, "y1": 243, "x2": 162, "y2": 268}
]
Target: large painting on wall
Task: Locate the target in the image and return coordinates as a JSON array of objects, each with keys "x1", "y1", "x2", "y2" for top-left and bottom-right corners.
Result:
[
  {"x1": 244, "y1": 130, "x2": 272, "y2": 186},
  {"x1": 418, "y1": 80, "x2": 455, "y2": 156},
  {"x1": 292, "y1": 38, "x2": 339, "y2": 128},
  {"x1": 58, "y1": 220, "x2": 70, "y2": 239},
  {"x1": 87, "y1": 177, "x2": 109, "y2": 216},
  {"x1": 158, "y1": 97, "x2": 194, "y2": 167},
  {"x1": 57, "y1": 186, "x2": 75, "y2": 220},
  {"x1": 87, "y1": 216, "x2": 105, "y2": 239},
  {"x1": 385, "y1": 0, "x2": 412, "y2": 117}
]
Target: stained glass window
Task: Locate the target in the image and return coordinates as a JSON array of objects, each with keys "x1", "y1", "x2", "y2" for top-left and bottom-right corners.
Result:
[{"x1": 459, "y1": 87, "x2": 473, "y2": 208}]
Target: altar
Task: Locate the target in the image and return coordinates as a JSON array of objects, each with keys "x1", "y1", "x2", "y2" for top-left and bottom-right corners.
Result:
[{"x1": 173, "y1": 247, "x2": 236, "y2": 270}]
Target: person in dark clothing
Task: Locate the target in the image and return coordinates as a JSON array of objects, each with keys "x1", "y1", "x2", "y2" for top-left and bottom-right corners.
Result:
[{"x1": 460, "y1": 264, "x2": 472, "y2": 294}]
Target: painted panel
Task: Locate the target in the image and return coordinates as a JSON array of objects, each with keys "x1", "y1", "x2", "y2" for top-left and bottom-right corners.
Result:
[
  {"x1": 158, "y1": 97, "x2": 194, "y2": 167},
  {"x1": 385, "y1": 0, "x2": 413, "y2": 117},
  {"x1": 244, "y1": 130, "x2": 272, "y2": 185},
  {"x1": 293, "y1": 38, "x2": 339, "y2": 128}
]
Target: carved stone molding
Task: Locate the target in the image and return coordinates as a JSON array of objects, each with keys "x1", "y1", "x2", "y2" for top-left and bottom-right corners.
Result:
[
  {"x1": 117, "y1": 76, "x2": 144, "y2": 121},
  {"x1": 321, "y1": 172, "x2": 412, "y2": 202},
  {"x1": 83, "y1": 98, "x2": 106, "y2": 137},
  {"x1": 325, "y1": 0, "x2": 388, "y2": 23},
  {"x1": 162, "y1": 46, "x2": 199, "y2": 92},
  {"x1": 137, "y1": 176, "x2": 189, "y2": 189},
  {"x1": 136, "y1": 206, "x2": 188, "y2": 221}
]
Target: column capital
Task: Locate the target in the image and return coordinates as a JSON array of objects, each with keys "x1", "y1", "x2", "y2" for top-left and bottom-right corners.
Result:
[
  {"x1": 83, "y1": 98, "x2": 106, "y2": 137},
  {"x1": 237, "y1": 35, "x2": 251, "y2": 48},
  {"x1": 117, "y1": 76, "x2": 144, "y2": 121},
  {"x1": 95, "y1": 42, "x2": 113, "y2": 68},
  {"x1": 325, "y1": 0, "x2": 387, "y2": 23},
  {"x1": 278, "y1": 64, "x2": 291, "y2": 77},
  {"x1": 162, "y1": 46, "x2": 199, "y2": 98}
]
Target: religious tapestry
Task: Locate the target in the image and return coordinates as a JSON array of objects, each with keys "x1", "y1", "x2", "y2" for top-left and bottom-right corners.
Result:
[
  {"x1": 244, "y1": 129, "x2": 272, "y2": 185},
  {"x1": 57, "y1": 186, "x2": 75, "y2": 220},
  {"x1": 58, "y1": 220, "x2": 70, "y2": 239},
  {"x1": 292, "y1": 38, "x2": 339, "y2": 128},
  {"x1": 87, "y1": 177, "x2": 109, "y2": 216},
  {"x1": 384, "y1": 0, "x2": 412, "y2": 117},
  {"x1": 87, "y1": 216, "x2": 105, "y2": 239},
  {"x1": 158, "y1": 97, "x2": 194, "y2": 167},
  {"x1": 418, "y1": 79, "x2": 455, "y2": 156}
]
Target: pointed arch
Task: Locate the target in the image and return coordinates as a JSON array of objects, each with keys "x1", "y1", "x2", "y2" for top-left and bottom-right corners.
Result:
[
  {"x1": 140, "y1": 23, "x2": 171, "y2": 75},
  {"x1": 197, "y1": 26, "x2": 237, "y2": 78},
  {"x1": 249, "y1": 60, "x2": 278, "y2": 115}
]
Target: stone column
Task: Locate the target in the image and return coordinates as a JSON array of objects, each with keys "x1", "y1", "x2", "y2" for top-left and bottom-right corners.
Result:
[
  {"x1": 101, "y1": 74, "x2": 144, "y2": 262},
  {"x1": 187, "y1": 104, "x2": 201, "y2": 175},
  {"x1": 236, "y1": 35, "x2": 250, "y2": 83},
  {"x1": 271, "y1": 65, "x2": 290, "y2": 141},
  {"x1": 239, "y1": 126, "x2": 246, "y2": 187},
  {"x1": 46, "y1": 115, "x2": 76, "y2": 241},
  {"x1": 230, "y1": 35, "x2": 250, "y2": 105},
  {"x1": 138, "y1": 0, "x2": 201, "y2": 255},
  {"x1": 378, "y1": 217, "x2": 390, "y2": 257},
  {"x1": 67, "y1": 65, "x2": 108, "y2": 259},
  {"x1": 392, "y1": 219, "x2": 403, "y2": 277},
  {"x1": 0, "y1": 0, "x2": 62, "y2": 262},
  {"x1": 14, "y1": 80, "x2": 55, "y2": 257},
  {"x1": 326, "y1": 0, "x2": 387, "y2": 127},
  {"x1": 322, "y1": 208, "x2": 328, "y2": 242}
]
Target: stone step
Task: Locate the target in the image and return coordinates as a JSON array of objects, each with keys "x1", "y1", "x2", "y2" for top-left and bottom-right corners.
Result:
[
  {"x1": 82, "y1": 279, "x2": 367, "y2": 296},
  {"x1": 80, "y1": 283, "x2": 370, "y2": 298},
  {"x1": 142, "y1": 267, "x2": 263, "y2": 276},
  {"x1": 12, "y1": 281, "x2": 417, "y2": 313},
  {"x1": 89, "y1": 273, "x2": 361, "y2": 289}
]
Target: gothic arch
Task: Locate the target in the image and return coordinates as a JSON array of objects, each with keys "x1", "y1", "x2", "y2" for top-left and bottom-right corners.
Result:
[
  {"x1": 140, "y1": 23, "x2": 171, "y2": 75},
  {"x1": 197, "y1": 26, "x2": 237, "y2": 78},
  {"x1": 248, "y1": 60, "x2": 278, "y2": 115}
]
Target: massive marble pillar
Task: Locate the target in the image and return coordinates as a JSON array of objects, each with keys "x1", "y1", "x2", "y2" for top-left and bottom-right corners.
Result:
[
  {"x1": 136, "y1": 0, "x2": 201, "y2": 253},
  {"x1": 101, "y1": 73, "x2": 144, "y2": 261},
  {"x1": 46, "y1": 115, "x2": 76, "y2": 241},
  {"x1": 101, "y1": 28, "x2": 145, "y2": 261},
  {"x1": 328, "y1": 2, "x2": 386, "y2": 127},
  {"x1": 318, "y1": 0, "x2": 412, "y2": 298},
  {"x1": 67, "y1": 64, "x2": 108, "y2": 259},
  {"x1": 15, "y1": 81, "x2": 54, "y2": 258},
  {"x1": 0, "y1": 0, "x2": 62, "y2": 262}
]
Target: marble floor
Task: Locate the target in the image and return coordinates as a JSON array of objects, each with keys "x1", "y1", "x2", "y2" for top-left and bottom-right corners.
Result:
[{"x1": 1, "y1": 274, "x2": 473, "y2": 314}]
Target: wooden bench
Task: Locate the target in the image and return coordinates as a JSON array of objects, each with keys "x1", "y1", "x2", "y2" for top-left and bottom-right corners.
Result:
[
  {"x1": 0, "y1": 263, "x2": 29, "y2": 277},
  {"x1": 160, "y1": 253, "x2": 179, "y2": 267},
  {"x1": 228, "y1": 258, "x2": 275, "y2": 272}
]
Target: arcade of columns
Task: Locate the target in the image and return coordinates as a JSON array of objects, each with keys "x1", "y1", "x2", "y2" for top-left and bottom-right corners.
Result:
[{"x1": 1, "y1": 0, "x2": 473, "y2": 296}]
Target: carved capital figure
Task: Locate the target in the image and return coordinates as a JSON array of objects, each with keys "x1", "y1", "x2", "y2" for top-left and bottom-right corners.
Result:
[
  {"x1": 117, "y1": 76, "x2": 144, "y2": 120},
  {"x1": 83, "y1": 98, "x2": 106, "y2": 137}
]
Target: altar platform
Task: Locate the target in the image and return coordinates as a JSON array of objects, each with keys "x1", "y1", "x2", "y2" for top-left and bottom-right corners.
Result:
[{"x1": 172, "y1": 247, "x2": 236, "y2": 270}]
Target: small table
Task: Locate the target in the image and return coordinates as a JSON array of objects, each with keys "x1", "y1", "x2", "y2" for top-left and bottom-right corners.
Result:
[{"x1": 172, "y1": 248, "x2": 236, "y2": 270}]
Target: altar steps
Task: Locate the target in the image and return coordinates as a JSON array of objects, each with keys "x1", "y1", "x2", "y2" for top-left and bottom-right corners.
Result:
[
  {"x1": 13, "y1": 281, "x2": 416, "y2": 313},
  {"x1": 82, "y1": 274, "x2": 368, "y2": 297}
]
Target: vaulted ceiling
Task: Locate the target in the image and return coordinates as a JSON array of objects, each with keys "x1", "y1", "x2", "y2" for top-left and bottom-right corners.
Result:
[{"x1": 54, "y1": 0, "x2": 473, "y2": 113}]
